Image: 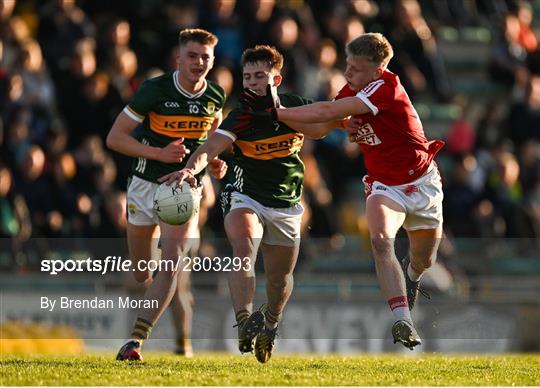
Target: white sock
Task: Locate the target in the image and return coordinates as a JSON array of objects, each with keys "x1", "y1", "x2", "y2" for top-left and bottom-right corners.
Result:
[
  {"x1": 388, "y1": 297, "x2": 413, "y2": 323},
  {"x1": 392, "y1": 306, "x2": 412, "y2": 324},
  {"x1": 407, "y1": 263, "x2": 423, "y2": 281}
]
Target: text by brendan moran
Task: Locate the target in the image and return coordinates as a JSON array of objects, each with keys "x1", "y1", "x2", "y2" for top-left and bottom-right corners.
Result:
[{"x1": 40, "y1": 296, "x2": 158, "y2": 312}]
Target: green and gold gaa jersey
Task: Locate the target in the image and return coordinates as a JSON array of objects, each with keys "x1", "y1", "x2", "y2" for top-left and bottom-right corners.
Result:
[
  {"x1": 124, "y1": 71, "x2": 225, "y2": 182},
  {"x1": 216, "y1": 93, "x2": 312, "y2": 208}
]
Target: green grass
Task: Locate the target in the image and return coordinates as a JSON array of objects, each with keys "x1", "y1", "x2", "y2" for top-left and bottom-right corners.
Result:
[{"x1": 1, "y1": 353, "x2": 539, "y2": 386}]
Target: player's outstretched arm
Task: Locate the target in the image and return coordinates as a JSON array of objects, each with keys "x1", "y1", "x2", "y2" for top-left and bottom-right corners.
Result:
[
  {"x1": 158, "y1": 132, "x2": 232, "y2": 186},
  {"x1": 276, "y1": 97, "x2": 370, "y2": 123},
  {"x1": 106, "y1": 111, "x2": 189, "y2": 163},
  {"x1": 281, "y1": 119, "x2": 344, "y2": 139},
  {"x1": 238, "y1": 93, "x2": 371, "y2": 138}
]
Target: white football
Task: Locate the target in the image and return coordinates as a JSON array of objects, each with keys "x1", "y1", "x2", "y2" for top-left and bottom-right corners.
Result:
[{"x1": 153, "y1": 182, "x2": 200, "y2": 225}]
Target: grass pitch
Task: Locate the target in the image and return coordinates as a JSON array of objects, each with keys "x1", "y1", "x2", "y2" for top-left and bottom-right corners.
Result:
[{"x1": 1, "y1": 353, "x2": 539, "y2": 386}]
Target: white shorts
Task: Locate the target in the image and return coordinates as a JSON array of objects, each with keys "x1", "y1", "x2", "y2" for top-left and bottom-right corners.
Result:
[
  {"x1": 227, "y1": 191, "x2": 304, "y2": 247},
  {"x1": 127, "y1": 175, "x2": 202, "y2": 226},
  {"x1": 363, "y1": 165, "x2": 443, "y2": 231}
]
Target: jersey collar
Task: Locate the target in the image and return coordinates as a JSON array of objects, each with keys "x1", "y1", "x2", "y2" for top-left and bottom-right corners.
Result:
[{"x1": 173, "y1": 70, "x2": 208, "y2": 99}]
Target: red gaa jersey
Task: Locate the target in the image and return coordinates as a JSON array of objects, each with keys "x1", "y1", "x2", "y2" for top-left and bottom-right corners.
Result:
[{"x1": 335, "y1": 70, "x2": 444, "y2": 185}]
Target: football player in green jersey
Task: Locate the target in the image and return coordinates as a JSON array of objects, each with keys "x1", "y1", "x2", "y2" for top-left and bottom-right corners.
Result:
[
  {"x1": 107, "y1": 29, "x2": 227, "y2": 361},
  {"x1": 160, "y1": 45, "x2": 340, "y2": 363}
]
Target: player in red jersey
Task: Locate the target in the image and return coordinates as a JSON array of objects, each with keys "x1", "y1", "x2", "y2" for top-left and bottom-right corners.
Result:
[{"x1": 239, "y1": 33, "x2": 444, "y2": 349}]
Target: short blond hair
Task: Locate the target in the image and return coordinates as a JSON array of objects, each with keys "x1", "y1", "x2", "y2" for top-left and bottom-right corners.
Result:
[
  {"x1": 346, "y1": 33, "x2": 394, "y2": 68},
  {"x1": 179, "y1": 28, "x2": 218, "y2": 47}
]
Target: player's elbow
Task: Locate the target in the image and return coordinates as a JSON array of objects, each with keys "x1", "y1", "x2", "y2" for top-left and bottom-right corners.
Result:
[{"x1": 106, "y1": 130, "x2": 119, "y2": 151}]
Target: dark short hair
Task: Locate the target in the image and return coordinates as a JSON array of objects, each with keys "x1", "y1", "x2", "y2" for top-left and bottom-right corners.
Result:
[
  {"x1": 179, "y1": 28, "x2": 218, "y2": 47},
  {"x1": 241, "y1": 45, "x2": 283, "y2": 72}
]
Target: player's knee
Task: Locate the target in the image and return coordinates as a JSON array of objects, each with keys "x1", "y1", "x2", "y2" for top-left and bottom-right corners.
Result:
[
  {"x1": 370, "y1": 236, "x2": 393, "y2": 258},
  {"x1": 133, "y1": 270, "x2": 152, "y2": 284},
  {"x1": 177, "y1": 291, "x2": 193, "y2": 308},
  {"x1": 232, "y1": 245, "x2": 257, "y2": 262},
  {"x1": 412, "y1": 253, "x2": 436, "y2": 270},
  {"x1": 267, "y1": 273, "x2": 292, "y2": 290},
  {"x1": 154, "y1": 267, "x2": 180, "y2": 283},
  {"x1": 176, "y1": 275, "x2": 191, "y2": 292}
]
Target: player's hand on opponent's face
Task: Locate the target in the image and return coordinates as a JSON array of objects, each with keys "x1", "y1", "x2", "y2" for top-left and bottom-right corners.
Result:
[
  {"x1": 239, "y1": 84, "x2": 280, "y2": 111},
  {"x1": 236, "y1": 85, "x2": 279, "y2": 132},
  {"x1": 344, "y1": 117, "x2": 363, "y2": 143},
  {"x1": 208, "y1": 157, "x2": 227, "y2": 180},
  {"x1": 157, "y1": 138, "x2": 190, "y2": 163},
  {"x1": 158, "y1": 168, "x2": 197, "y2": 187}
]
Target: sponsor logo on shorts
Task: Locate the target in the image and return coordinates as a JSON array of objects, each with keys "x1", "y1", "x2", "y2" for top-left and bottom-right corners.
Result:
[
  {"x1": 374, "y1": 185, "x2": 387, "y2": 191},
  {"x1": 128, "y1": 203, "x2": 137, "y2": 215},
  {"x1": 404, "y1": 185, "x2": 419, "y2": 196}
]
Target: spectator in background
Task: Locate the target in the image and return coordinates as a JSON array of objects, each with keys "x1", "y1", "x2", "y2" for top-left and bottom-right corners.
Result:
[
  {"x1": 240, "y1": 0, "x2": 278, "y2": 48},
  {"x1": 518, "y1": 140, "x2": 540, "y2": 237},
  {"x1": 210, "y1": 65, "x2": 235, "y2": 106},
  {"x1": 43, "y1": 122, "x2": 68, "y2": 159},
  {"x1": 475, "y1": 100, "x2": 507, "y2": 150},
  {"x1": 0, "y1": 0, "x2": 16, "y2": 22},
  {"x1": 93, "y1": 190, "x2": 127, "y2": 237},
  {"x1": 54, "y1": 38, "x2": 97, "y2": 147},
  {"x1": 489, "y1": 12, "x2": 529, "y2": 88},
  {"x1": 203, "y1": 0, "x2": 243, "y2": 66},
  {"x1": 389, "y1": 0, "x2": 453, "y2": 102},
  {"x1": 516, "y1": 1, "x2": 538, "y2": 53},
  {"x1": 78, "y1": 71, "x2": 127, "y2": 185},
  {"x1": 37, "y1": 0, "x2": 95, "y2": 76},
  {"x1": 518, "y1": 140, "x2": 540, "y2": 194},
  {"x1": 268, "y1": 14, "x2": 305, "y2": 91},
  {"x1": 3, "y1": 106, "x2": 31, "y2": 167},
  {"x1": 301, "y1": 139, "x2": 344, "y2": 250},
  {"x1": 444, "y1": 154, "x2": 482, "y2": 236},
  {"x1": 96, "y1": 18, "x2": 131, "y2": 68},
  {"x1": 298, "y1": 38, "x2": 339, "y2": 100},
  {"x1": 147, "y1": 1, "x2": 199, "y2": 68},
  {"x1": 18, "y1": 39, "x2": 55, "y2": 110},
  {"x1": 108, "y1": 46, "x2": 139, "y2": 101},
  {"x1": 80, "y1": 72, "x2": 124, "y2": 140},
  {"x1": 2, "y1": 15, "x2": 31, "y2": 71},
  {"x1": 506, "y1": 73, "x2": 540, "y2": 148},
  {"x1": 0, "y1": 163, "x2": 31, "y2": 241},
  {"x1": 343, "y1": 15, "x2": 366, "y2": 45},
  {"x1": 424, "y1": 0, "x2": 479, "y2": 26},
  {"x1": 446, "y1": 97, "x2": 478, "y2": 155},
  {"x1": 13, "y1": 144, "x2": 54, "y2": 236},
  {"x1": 70, "y1": 135, "x2": 105, "y2": 194},
  {"x1": 0, "y1": 38, "x2": 7, "y2": 97},
  {"x1": 0, "y1": 163, "x2": 31, "y2": 270},
  {"x1": 485, "y1": 151, "x2": 525, "y2": 237},
  {"x1": 49, "y1": 151, "x2": 81, "y2": 235}
]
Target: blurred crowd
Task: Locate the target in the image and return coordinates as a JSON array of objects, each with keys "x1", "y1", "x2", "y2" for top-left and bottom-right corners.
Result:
[{"x1": 1, "y1": 0, "x2": 540, "y2": 272}]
